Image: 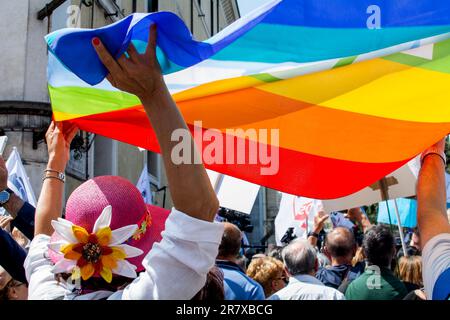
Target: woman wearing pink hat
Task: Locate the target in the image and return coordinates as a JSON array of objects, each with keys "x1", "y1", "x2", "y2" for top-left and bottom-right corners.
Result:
[{"x1": 25, "y1": 24, "x2": 224, "y2": 300}]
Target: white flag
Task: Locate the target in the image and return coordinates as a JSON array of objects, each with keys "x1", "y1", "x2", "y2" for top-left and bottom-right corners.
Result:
[
  {"x1": 6, "y1": 147, "x2": 37, "y2": 206},
  {"x1": 0, "y1": 148, "x2": 37, "y2": 216},
  {"x1": 275, "y1": 193, "x2": 323, "y2": 245},
  {"x1": 136, "y1": 165, "x2": 152, "y2": 204}
]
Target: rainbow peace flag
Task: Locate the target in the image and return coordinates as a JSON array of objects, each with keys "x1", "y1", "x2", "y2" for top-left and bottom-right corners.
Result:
[{"x1": 47, "y1": 0, "x2": 450, "y2": 199}]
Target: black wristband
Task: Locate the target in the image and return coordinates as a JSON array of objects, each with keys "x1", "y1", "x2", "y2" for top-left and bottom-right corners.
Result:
[
  {"x1": 308, "y1": 231, "x2": 319, "y2": 238},
  {"x1": 1, "y1": 188, "x2": 13, "y2": 194}
]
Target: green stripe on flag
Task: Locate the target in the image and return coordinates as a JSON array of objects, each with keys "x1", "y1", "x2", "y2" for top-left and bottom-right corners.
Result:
[
  {"x1": 49, "y1": 85, "x2": 140, "y2": 116},
  {"x1": 251, "y1": 73, "x2": 281, "y2": 83},
  {"x1": 383, "y1": 39, "x2": 450, "y2": 74},
  {"x1": 333, "y1": 56, "x2": 357, "y2": 69}
]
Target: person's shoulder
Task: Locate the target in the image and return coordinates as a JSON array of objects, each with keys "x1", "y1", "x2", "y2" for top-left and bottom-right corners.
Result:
[
  {"x1": 245, "y1": 273, "x2": 264, "y2": 290},
  {"x1": 221, "y1": 265, "x2": 254, "y2": 285},
  {"x1": 327, "y1": 287, "x2": 346, "y2": 300},
  {"x1": 318, "y1": 281, "x2": 344, "y2": 296},
  {"x1": 315, "y1": 268, "x2": 340, "y2": 288},
  {"x1": 250, "y1": 281, "x2": 265, "y2": 300},
  {"x1": 267, "y1": 285, "x2": 290, "y2": 300},
  {"x1": 383, "y1": 270, "x2": 408, "y2": 292},
  {"x1": 316, "y1": 266, "x2": 328, "y2": 276},
  {"x1": 346, "y1": 270, "x2": 367, "y2": 286},
  {"x1": 344, "y1": 274, "x2": 365, "y2": 299},
  {"x1": 423, "y1": 233, "x2": 450, "y2": 257},
  {"x1": 315, "y1": 266, "x2": 328, "y2": 280}
]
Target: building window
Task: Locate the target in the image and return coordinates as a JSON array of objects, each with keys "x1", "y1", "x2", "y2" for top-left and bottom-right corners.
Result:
[{"x1": 147, "y1": 0, "x2": 158, "y2": 12}]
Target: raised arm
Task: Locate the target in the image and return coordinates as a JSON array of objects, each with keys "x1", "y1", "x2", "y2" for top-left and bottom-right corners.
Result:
[
  {"x1": 34, "y1": 122, "x2": 78, "y2": 236},
  {"x1": 92, "y1": 24, "x2": 218, "y2": 221},
  {"x1": 346, "y1": 207, "x2": 372, "y2": 233},
  {"x1": 307, "y1": 211, "x2": 329, "y2": 248},
  {"x1": 417, "y1": 138, "x2": 450, "y2": 248}
]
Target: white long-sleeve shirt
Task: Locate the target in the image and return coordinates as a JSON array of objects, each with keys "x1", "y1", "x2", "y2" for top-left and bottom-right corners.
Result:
[{"x1": 24, "y1": 208, "x2": 224, "y2": 300}]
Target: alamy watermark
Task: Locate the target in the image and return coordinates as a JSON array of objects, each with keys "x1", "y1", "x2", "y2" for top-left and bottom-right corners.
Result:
[
  {"x1": 67, "y1": 5, "x2": 81, "y2": 28},
  {"x1": 171, "y1": 121, "x2": 280, "y2": 176},
  {"x1": 367, "y1": 5, "x2": 382, "y2": 29},
  {"x1": 365, "y1": 265, "x2": 382, "y2": 290}
]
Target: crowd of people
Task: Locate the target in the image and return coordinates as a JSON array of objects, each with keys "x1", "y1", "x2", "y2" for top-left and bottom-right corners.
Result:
[{"x1": 0, "y1": 25, "x2": 449, "y2": 300}]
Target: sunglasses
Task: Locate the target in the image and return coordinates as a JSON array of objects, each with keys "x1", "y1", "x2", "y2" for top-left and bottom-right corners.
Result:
[{"x1": 6, "y1": 279, "x2": 25, "y2": 290}]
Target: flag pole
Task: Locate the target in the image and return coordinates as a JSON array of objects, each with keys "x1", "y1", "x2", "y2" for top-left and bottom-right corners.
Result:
[
  {"x1": 379, "y1": 178, "x2": 394, "y2": 233},
  {"x1": 392, "y1": 198, "x2": 408, "y2": 257},
  {"x1": 379, "y1": 178, "x2": 408, "y2": 257}
]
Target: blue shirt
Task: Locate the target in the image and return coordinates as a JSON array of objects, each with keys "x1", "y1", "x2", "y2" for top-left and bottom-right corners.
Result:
[
  {"x1": 316, "y1": 262, "x2": 365, "y2": 289},
  {"x1": 216, "y1": 260, "x2": 265, "y2": 300},
  {"x1": 0, "y1": 201, "x2": 35, "y2": 283}
]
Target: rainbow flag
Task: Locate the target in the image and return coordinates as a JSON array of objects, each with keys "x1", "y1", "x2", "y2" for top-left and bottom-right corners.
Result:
[{"x1": 47, "y1": 0, "x2": 450, "y2": 199}]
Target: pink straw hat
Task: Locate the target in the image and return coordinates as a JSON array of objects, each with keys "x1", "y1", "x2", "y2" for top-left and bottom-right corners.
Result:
[{"x1": 49, "y1": 175, "x2": 170, "y2": 273}]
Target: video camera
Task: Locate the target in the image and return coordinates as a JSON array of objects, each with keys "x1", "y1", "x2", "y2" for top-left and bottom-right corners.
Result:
[
  {"x1": 280, "y1": 227, "x2": 297, "y2": 245},
  {"x1": 217, "y1": 207, "x2": 254, "y2": 233}
]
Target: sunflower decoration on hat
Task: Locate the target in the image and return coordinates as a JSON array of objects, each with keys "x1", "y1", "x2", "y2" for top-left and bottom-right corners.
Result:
[{"x1": 47, "y1": 205, "x2": 143, "y2": 283}]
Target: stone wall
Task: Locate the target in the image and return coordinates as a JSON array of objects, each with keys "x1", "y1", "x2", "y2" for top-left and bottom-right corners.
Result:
[{"x1": 0, "y1": 101, "x2": 51, "y2": 197}]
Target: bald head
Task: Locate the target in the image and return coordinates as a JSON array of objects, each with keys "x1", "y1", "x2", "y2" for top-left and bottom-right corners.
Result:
[
  {"x1": 325, "y1": 227, "x2": 356, "y2": 260},
  {"x1": 218, "y1": 222, "x2": 243, "y2": 260}
]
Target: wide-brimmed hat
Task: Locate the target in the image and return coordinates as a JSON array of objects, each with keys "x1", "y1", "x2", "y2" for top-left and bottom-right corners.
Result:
[{"x1": 48, "y1": 176, "x2": 170, "y2": 283}]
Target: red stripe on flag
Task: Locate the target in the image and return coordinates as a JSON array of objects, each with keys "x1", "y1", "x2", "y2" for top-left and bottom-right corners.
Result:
[{"x1": 70, "y1": 107, "x2": 408, "y2": 199}]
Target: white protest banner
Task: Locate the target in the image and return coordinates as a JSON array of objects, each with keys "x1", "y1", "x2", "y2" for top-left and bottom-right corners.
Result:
[
  {"x1": 0, "y1": 147, "x2": 37, "y2": 216},
  {"x1": 275, "y1": 193, "x2": 323, "y2": 245}
]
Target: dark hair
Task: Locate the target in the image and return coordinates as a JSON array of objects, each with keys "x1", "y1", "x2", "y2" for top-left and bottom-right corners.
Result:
[
  {"x1": 192, "y1": 267, "x2": 224, "y2": 300},
  {"x1": 397, "y1": 245, "x2": 421, "y2": 259},
  {"x1": 55, "y1": 273, "x2": 132, "y2": 295},
  {"x1": 218, "y1": 223, "x2": 242, "y2": 258},
  {"x1": 363, "y1": 225, "x2": 395, "y2": 267},
  {"x1": 325, "y1": 228, "x2": 356, "y2": 258},
  {"x1": 268, "y1": 246, "x2": 284, "y2": 262}
]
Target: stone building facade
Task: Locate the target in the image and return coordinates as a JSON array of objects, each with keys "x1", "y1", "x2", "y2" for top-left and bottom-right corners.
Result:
[{"x1": 0, "y1": 0, "x2": 278, "y2": 245}]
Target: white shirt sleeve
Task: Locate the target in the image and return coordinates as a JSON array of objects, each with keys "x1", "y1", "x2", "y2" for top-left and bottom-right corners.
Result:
[
  {"x1": 422, "y1": 233, "x2": 450, "y2": 299},
  {"x1": 121, "y1": 208, "x2": 224, "y2": 300},
  {"x1": 25, "y1": 208, "x2": 224, "y2": 300},
  {"x1": 24, "y1": 234, "x2": 68, "y2": 300}
]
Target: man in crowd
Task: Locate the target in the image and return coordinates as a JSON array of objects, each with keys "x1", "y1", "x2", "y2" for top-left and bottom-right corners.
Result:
[
  {"x1": 416, "y1": 139, "x2": 450, "y2": 300},
  {"x1": 216, "y1": 222, "x2": 265, "y2": 300},
  {"x1": 345, "y1": 225, "x2": 408, "y2": 300},
  {"x1": 316, "y1": 227, "x2": 364, "y2": 289},
  {"x1": 269, "y1": 239, "x2": 345, "y2": 300}
]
